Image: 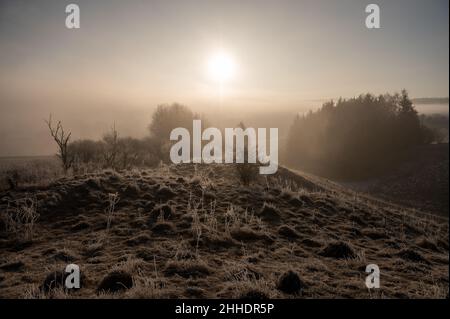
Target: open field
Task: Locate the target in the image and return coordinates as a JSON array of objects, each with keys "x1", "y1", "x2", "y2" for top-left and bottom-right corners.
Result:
[
  {"x1": 0, "y1": 163, "x2": 448, "y2": 299},
  {"x1": 340, "y1": 144, "x2": 449, "y2": 216},
  {"x1": 0, "y1": 156, "x2": 62, "y2": 191}
]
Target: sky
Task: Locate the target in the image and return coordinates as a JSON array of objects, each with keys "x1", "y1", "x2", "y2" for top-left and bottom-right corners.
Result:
[{"x1": 0, "y1": 0, "x2": 448, "y2": 156}]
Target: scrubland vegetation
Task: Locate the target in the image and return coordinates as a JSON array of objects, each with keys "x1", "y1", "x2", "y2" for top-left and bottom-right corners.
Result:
[
  {"x1": 0, "y1": 90, "x2": 448, "y2": 299},
  {"x1": 1, "y1": 90, "x2": 445, "y2": 189}
]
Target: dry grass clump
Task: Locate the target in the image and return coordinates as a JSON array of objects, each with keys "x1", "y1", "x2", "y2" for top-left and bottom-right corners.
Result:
[
  {"x1": 124, "y1": 272, "x2": 168, "y2": 298},
  {"x1": 126, "y1": 233, "x2": 151, "y2": 246},
  {"x1": 257, "y1": 202, "x2": 281, "y2": 224},
  {"x1": 96, "y1": 257, "x2": 151, "y2": 294},
  {"x1": 3, "y1": 197, "x2": 39, "y2": 241},
  {"x1": 396, "y1": 249, "x2": 429, "y2": 264},
  {"x1": 187, "y1": 199, "x2": 268, "y2": 251},
  {"x1": 149, "y1": 203, "x2": 174, "y2": 224},
  {"x1": 82, "y1": 237, "x2": 105, "y2": 258},
  {"x1": 319, "y1": 241, "x2": 357, "y2": 259},
  {"x1": 230, "y1": 227, "x2": 267, "y2": 241},
  {"x1": 235, "y1": 163, "x2": 259, "y2": 186},
  {"x1": 190, "y1": 165, "x2": 215, "y2": 189},
  {"x1": 23, "y1": 283, "x2": 72, "y2": 299},
  {"x1": 40, "y1": 270, "x2": 70, "y2": 293},
  {"x1": 164, "y1": 258, "x2": 212, "y2": 278},
  {"x1": 105, "y1": 192, "x2": 119, "y2": 231},
  {"x1": 277, "y1": 270, "x2": 305, "y2": 295},
  {"x1": 97, "y1": 270, "x2": 133, "y2": 293},
  {"x1": 277, "y1": 225, "x2": 300, "y2": 239},
  {"x1": 220, "y1": 261, "x2": 276, "y2": 299}
]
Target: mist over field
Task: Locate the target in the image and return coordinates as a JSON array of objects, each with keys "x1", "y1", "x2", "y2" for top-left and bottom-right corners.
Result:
[
  {"x1": 0, "y1": 99, "x2": 447, "y2": 157},
  {"x1": 0, "y1": 0, "x2": 448, "y2": 301}
]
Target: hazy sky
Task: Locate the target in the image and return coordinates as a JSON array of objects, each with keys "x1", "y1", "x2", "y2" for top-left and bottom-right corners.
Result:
[{"x1": 0, "y1": 0, "x2": 448, "y2": 156}]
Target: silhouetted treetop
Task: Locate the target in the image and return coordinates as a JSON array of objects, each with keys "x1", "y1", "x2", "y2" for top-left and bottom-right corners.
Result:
[{"x1": 285, "y1": 90, "x2": 436, "y2": 179}]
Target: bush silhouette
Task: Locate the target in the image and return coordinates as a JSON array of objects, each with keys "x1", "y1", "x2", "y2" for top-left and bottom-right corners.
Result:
[{"x1": 148, "y1": 103, "x2": 203, "y2": 162}]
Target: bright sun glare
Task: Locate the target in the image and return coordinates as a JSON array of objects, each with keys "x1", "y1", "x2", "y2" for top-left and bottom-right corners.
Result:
[{"x1": 208, "y1": 51, "x2": 236, "y2": 82}]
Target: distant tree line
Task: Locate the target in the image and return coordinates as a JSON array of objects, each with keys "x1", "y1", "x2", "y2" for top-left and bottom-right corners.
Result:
[
  {"x1": 285, "y1": 90, "x2": 442, "y2": 180},
  {"x1": 47, "y1": 91, "x2": 445, "y2": 180},
  {"x1": 46, "y1": 103, "x2": 260, "y2": 185},
  {"x1": 47, "y1": 103, "x2": 201, "y2": 174}
]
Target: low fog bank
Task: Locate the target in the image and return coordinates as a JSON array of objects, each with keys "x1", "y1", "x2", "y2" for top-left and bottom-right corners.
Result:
[
  {"x1": 0, "y1": 99, "x2": 310, "y2": 157},
  {"x1": 0, "y1": 95, "x2": 448, "y2": 157}
]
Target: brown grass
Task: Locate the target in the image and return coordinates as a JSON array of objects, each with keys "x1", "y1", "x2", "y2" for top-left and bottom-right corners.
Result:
[{"x1": 0, "y1": 161, "x2": 448, "y2": 299}]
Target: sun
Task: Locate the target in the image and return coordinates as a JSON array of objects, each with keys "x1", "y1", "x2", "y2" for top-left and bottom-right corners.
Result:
[{"x1": 207, "y1": 51, "x2": 236, "y2": 82}]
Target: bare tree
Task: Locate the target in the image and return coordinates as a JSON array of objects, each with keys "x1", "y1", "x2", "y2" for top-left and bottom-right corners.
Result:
[
  {"x1": 45, "y1": 114, "x2": 73, "y2": 173},
  {"x1": 103, "y1": 123, "x2": 119, "y2": 169}
]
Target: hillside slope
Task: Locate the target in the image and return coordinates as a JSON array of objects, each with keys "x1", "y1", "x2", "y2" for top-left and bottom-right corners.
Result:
[
  {"x1": 0, "y1": 164, "x2": 448, "y2": 298},
  {"x1": 339, "y1": 144, "x2": 449, "y2": 216}
]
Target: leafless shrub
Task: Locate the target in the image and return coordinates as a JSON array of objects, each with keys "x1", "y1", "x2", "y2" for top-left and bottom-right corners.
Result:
[
  {"x1": 45, "y1": 115, "x2": 73, "y2": 173},
  {"x1": 103, "y1": 124, "x2": 119, "y2": 170},
  {"x1": 235, "y1": 163, "x2": 259, "y2": 186},
  {"x1": 234, "y1": 122, "x2": 259, "y2": 186}
]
